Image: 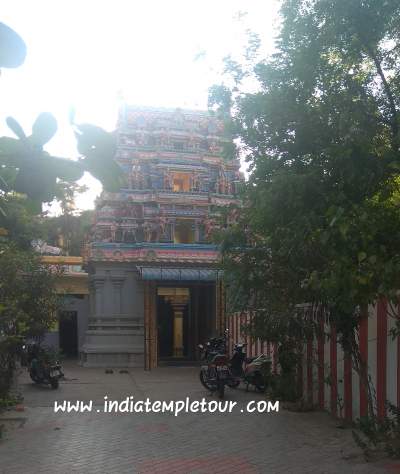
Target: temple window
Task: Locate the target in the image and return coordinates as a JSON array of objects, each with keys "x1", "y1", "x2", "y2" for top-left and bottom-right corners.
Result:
[
  {"x1": 115, "y1": 227, "x2": 124, "y2": 242},
  {"x1": 174, "y1": 220, "x2": 195, "y2": 244},
  {"x1": 124, "y1": 229, "x2": 136, "y2": 243},
  {"x1": 172, "y1": 172, "x2": 191, "y2": 192}
]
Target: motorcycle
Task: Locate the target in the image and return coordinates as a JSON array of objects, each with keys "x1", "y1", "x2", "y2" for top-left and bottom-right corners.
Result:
[
  {"x1": 229, "y1": 343, "x2": 272, "y2": 392},
  {"x1": 198, "y1": 331, "x2": 238, "y2": 398},
  {"x1": 24, "y1": 343, "x2": 64, "y2": 389}
]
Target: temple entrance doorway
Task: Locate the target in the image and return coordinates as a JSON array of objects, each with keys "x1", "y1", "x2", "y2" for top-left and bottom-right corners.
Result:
[
  {"x1": 157, "y1": 287, "x2": 190, "y2": 359},
  {"x1": 59, "y1": 310, "x2": 78, "y2": 357},
  {"x1": 145, "y1": 281, "x2": 221, "y2": 368}
]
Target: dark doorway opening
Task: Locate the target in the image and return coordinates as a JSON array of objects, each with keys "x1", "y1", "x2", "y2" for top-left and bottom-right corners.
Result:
[
  {"x1": 154, "y1": 283, "x2": 216, "y2": 364},
  {"x1": 157, "y1": 287, "x2": 190, "y2": 359},
  {"x1": 59, "y1": 311, "x2": 78, "y2": 357}
]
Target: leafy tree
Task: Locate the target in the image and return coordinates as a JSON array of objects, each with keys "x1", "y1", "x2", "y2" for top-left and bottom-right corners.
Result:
[
  {"x1": 0, "y1": 238, "x2": 60, "y2": 397},
  {"x1": 213, "y1": 0, "x2": 400, "y2": 412},
  {"x1": 40, "y1": 210, "x2": 94, "y2": 256},
  {"x1": 0, "y1": 22, "x2": 126, "y2": 213},
  {"x1": 0, "y1": 21, "x2": 124, "y2": 401},
  {"x1": 0, "y1": 195, "x2": 44, "y2": 249},
  {"x1": 0, "y1": 113, "x2": 126, "y2": 214}
]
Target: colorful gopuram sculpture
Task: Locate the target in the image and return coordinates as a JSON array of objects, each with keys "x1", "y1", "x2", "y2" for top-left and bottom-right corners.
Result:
[{"x1": 82, "y1": 106, "x2": 243, "y2": 368}]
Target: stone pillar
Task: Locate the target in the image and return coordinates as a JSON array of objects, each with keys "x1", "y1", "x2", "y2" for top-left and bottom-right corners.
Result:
[
  {"x1": 93, "y1": 277, "x2": 105, "y2": 316},
  {"x1": 144, "y1": 281, "x2": 157, "y2": 370},
  {"x1": 88, "y1": 281, "x2": 95, "y2": 322},
  {"x1": 172, "y1": 303, "x2": 185, "y2": 358},
  {"x1": 111, "y1": 276, "x2": 125, "y2": 315},
  {"x1": 194, "y1": 220, "x2": 200, "y2": 243}
]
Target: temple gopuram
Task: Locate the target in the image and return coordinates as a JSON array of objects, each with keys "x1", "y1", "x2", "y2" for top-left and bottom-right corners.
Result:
[{"x1": 82, "y1": 106, "x2": 243, "y2": 368}]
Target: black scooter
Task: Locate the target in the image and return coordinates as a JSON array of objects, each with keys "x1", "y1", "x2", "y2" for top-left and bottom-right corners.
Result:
[
  {"x1": 230, "y1": 343, "x2": 272, "y2": 392},
  {"x1": 23, "y1": 344, "x2": 64, "y2": 389}
]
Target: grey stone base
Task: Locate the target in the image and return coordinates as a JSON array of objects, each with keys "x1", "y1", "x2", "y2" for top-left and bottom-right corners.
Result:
[{"x1": 80, "y1": 351, "x2": 144, "y2": 368}]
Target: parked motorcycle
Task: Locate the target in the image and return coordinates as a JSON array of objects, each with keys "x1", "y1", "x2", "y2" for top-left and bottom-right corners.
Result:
[
  {"x1": 24, "y1": 343, "x2": 64, "y2": 389},
  {"x1": 198, "y1": 331, "x2": 238, "y2": 398},
  {"x1": 230, "y1": 343, "x2": 272, "y2": 392}
]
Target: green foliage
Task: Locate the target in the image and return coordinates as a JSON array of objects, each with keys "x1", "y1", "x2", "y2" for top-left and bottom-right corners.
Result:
[
  {"x1": 266, "y1": 341, "x2": 303, "y2": 402},
  {"x1": 0, "y1": 21, "x2": 120, "y2": 402},
  {"x1": 0, "y1": 114, "x2": 83, "y2": 205},
  {"x1": 0, "y1": 395, "x2": 19, "y2": 410},
  {"x1": 0, "y1": 193, "x2": 62, "y2": 397},
  {"x1": 40, "y1": 209, "x2": 94, "y2": 256},
  {"x1": 353, "y1": 403, "x2": 400, "y2": 459},
  {"x1": 0, "y1": 240, "x2": 60, "y2": 397},
  {"x1": 0, "y1": 20, "x2": 126, "y2": 214},
  {"x1": 212, "y1": 0, "x2": 400, "y2": 419},
  {"x1": 208, "y1": 85, "x2": 233, "y2": 117},
  {"x1": 0, "y1": 113, "x2": 126, "y2": 213},
  {"x1": 0, "y1": 242, "x2": 60, "y2": 340},
  {"x1": 0, "y1": 195, "x2": 45, "y2": 249},
  {"x1": 73, "y1": 123, "x2": 125, "y2": 191}
]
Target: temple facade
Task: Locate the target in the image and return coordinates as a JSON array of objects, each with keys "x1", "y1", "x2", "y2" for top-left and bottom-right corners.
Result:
[{"x1": 81, "y1": 106, "x2": 242, "y2": 368}]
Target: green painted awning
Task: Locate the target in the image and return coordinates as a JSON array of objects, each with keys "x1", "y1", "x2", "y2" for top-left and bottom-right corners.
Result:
[{"x1": 137, "y1": 267, "x2": 223, "y2": 281}]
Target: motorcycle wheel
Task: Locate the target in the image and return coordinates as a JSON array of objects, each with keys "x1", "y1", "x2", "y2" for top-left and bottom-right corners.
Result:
[
  {"x1": 217, "y1": 381, "x2": 225, "y2": 399},
  {"x1": 199, "y1": 370, "x2": 216, "y2": 391},
  {"x1": 29, "y1": 371, "x2": 40, "y2": 383},
  {"x1": 228, "y1": 379, "x2": 240, "y2": 388},
  {"x1": 254, "y1": 373, "x2": 266, "y2": 393},
  {"x1": 50, "y1": 379, "x2": 59, "y2": 389}
]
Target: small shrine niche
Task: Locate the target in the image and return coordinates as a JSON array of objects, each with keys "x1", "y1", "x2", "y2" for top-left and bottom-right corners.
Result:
[{"x1": 172, "y1": 172, "x2": 191, "y2": 192}]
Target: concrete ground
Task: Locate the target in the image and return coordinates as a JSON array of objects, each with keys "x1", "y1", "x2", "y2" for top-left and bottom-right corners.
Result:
[{"x1": 0, "y1": 360, "x2": 397, "y2": 474}]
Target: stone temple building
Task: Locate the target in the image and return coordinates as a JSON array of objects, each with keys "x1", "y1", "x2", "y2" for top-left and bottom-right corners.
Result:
[{"x1": 81, "y1": 105, "x2": 242, "y2": 368}]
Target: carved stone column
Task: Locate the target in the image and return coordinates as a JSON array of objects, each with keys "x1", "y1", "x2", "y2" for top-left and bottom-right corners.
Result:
[
  {"x1": 111, "y1": 276, "x2": 125, "y2": 315},
  {"x1": 171, "y1": 303, "x2": 185, "y2": 358},
  {"x1": 92, "y1": 277, "x2": 105, "y2": 316}
]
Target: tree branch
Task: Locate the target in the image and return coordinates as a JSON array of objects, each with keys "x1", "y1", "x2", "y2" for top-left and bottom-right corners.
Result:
[{"x1": 365, "y1": 46, "x2": 399, "y2": 151}]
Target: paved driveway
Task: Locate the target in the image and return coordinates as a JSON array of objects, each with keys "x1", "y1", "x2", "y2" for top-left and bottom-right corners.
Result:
[{"x1": 0, "y1": 361, "x2": 395, "y2": 473}]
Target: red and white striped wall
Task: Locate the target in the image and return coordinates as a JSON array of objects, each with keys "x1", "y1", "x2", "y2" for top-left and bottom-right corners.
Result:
[
  {"x1": 227, "y1": 301, "x2": 400, "y2": 419},
  {"x1": 318, "y1": 300, "x2": 399, "y2": 420},
  {"x1": 226, "y1": 311, "x2": 278, "y2": 372}
]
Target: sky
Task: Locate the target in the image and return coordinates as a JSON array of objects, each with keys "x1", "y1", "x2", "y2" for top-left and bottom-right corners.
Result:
[{"x1": 1, "y1": 0, "x2": 281, "y2": 213}]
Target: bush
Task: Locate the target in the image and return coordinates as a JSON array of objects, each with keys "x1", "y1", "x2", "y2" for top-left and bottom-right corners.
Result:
[{"x1": 353, "y1": 403, "x2": 400, "y2": 459}]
